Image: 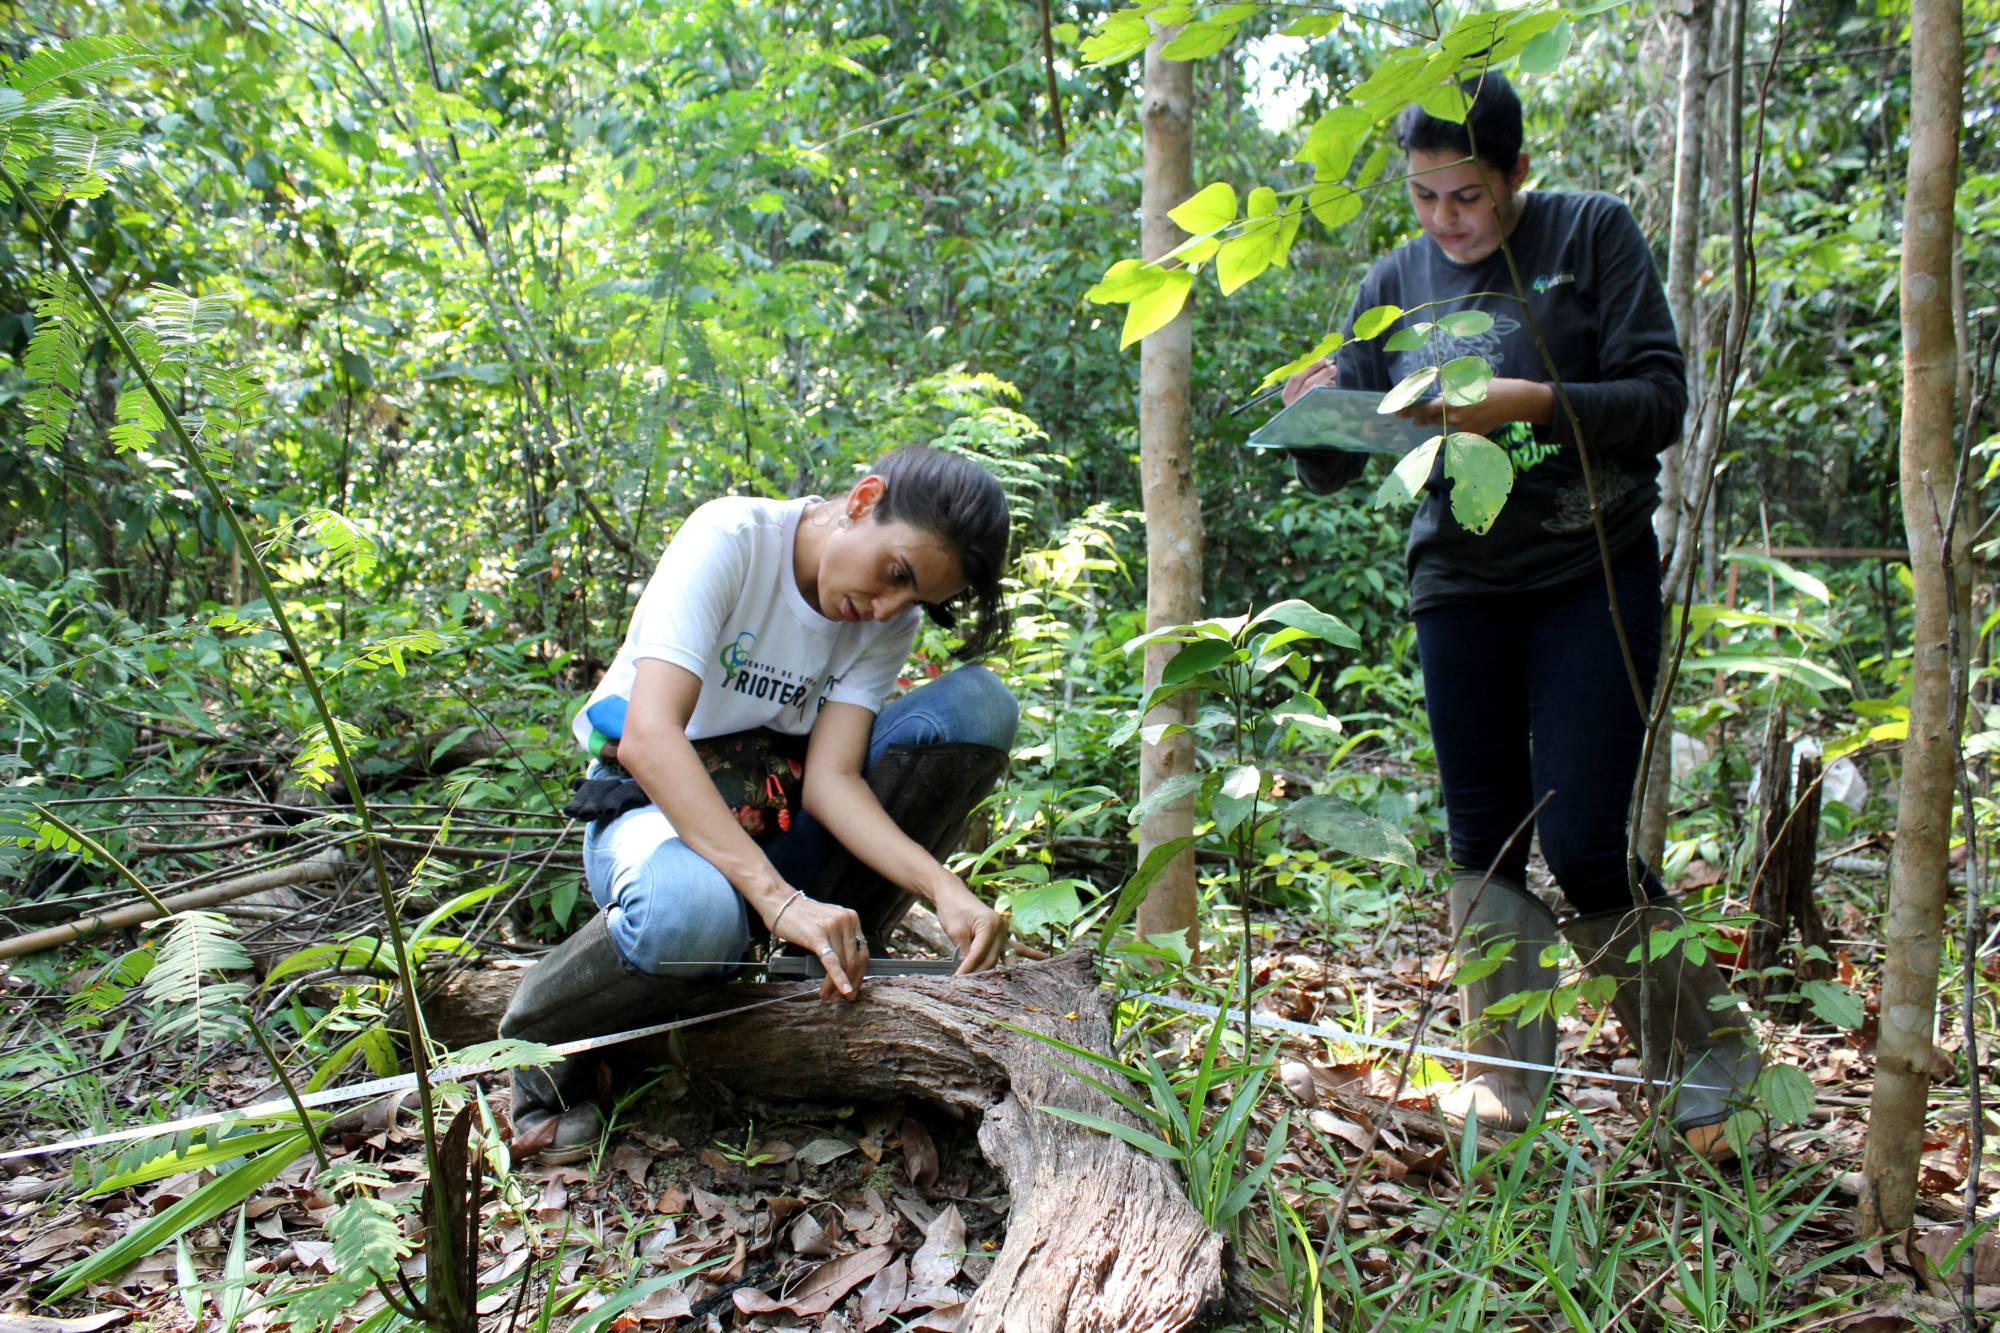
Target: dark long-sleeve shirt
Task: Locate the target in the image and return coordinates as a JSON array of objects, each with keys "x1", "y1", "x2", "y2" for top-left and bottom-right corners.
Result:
[{"x1": 1293, "y1": 190, "x2": 1686, "y2": 612}]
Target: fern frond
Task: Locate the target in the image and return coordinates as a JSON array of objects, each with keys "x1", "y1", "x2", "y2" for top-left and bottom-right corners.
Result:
[
  {"x1": 328, "y1": 1196, "x2": 410, "y2": 1279},
  {"x1": 336, "y1": 630, "x2": 453, "y2": 679},
  {"x1": 292, "y1": 717, "x2": 368, "y2": 792},
  {"x1": 46, "y1": 124, "x2": 134, "y2": 199},
  {"x1": 8, "y1": 36, "x2": 152, "y2": 102},
  {"x1": 20, "y1": 271, "x2": 88, "y2": 455},
  {"x1": 107, "y1": 383, "x2": 164, "y2": 454},
  {"x1": 144, "y1": 911, "x2": 251, "y2": 1049},
  {"x1": 143, "y1": 285, "x2": 236, "y2": 345}
]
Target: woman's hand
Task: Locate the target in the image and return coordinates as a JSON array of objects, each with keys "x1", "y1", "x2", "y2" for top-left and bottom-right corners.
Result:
[
  {"x1": 931, "y1": 876, "x2": 1008, "y2": 974},
  {"x1": 1281, "y1": 357, "x2": 1337, "y2": 406},
  {"x1": 1400, "y1": 378, "x2": 1554, "y2": 437},
  {"x1": 764, "y1": 891, "x2": 870, "y2": 1001}
]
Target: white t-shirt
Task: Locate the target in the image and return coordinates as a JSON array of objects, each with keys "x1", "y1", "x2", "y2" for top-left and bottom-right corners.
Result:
[{"x1": 572, "y1": 495, "x2": 919, "y2": 753}]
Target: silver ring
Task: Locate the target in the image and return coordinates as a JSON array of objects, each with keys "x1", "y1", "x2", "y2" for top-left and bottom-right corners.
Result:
[
  {"x1": 817, "y1": 946, "x2": 835, "y2": 955},
  {"x1": 852, "y1": 937, "x2": 867, "y2": 950}
]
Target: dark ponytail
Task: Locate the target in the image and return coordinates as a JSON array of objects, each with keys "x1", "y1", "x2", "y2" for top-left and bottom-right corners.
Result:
[{"x1": 868, "y1": 444, "x2": 1012, "y2": 661}]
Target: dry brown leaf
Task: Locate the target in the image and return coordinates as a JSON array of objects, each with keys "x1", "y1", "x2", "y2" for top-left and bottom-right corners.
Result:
[
  {"x1": 901, "y1": 1117, "x2": 939, "y2": 1193},
  {"x1": 792, "y1": 1208, "x2": 841, "y2": 1257},
  {"x1": 860, "y1": 1256, "x2": 910, "y2": 1331},
  {"x1": 909, "y1": 1204, "x2": 965, "y2": 1296},
  {"x1": 291, "y1": 1240, "x2": 335, "y2": 1272},
  {"x1": 610, "y1": 1143, "x2": 652, "y2": 1189},
  {"x1": 736, "y1": 1243, "x2": 896, "y2": 1317},
  {"x1": 798, "y1": 1137, "x2": 857, "y2": 1167},
  {"x1": 0, "y1": 1313, "x2": 134, "y2": 1332}
]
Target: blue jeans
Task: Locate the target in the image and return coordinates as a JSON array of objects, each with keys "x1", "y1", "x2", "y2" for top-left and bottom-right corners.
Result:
[
  {"x1": 1413, "y1": 535, "x2": 1662, "y2": 913},
  {"x1": 580, "y1": 665, "x2": 1018, "y2": 977}
]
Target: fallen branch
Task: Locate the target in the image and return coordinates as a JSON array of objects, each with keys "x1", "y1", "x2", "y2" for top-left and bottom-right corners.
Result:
[{"x1": 0, "y1": 849, "x2": 347, "y2": 960}]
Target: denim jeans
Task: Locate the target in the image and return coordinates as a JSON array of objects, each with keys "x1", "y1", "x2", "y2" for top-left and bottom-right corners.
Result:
[
  {"x1": 1413, "y1": 534, "x2": 1662, "y2": 913},
  {"x1": 580, "y1": 665, "x2": 1018, "y2": 976}
]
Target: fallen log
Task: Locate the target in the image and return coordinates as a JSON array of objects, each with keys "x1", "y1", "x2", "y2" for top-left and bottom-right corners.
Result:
[{"x1": 429, "y1": 949, "x2": 1226, "y2": 1331}]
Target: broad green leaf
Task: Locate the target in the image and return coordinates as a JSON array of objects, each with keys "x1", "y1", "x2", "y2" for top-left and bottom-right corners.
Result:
[
  {"x1": 1443, "y1": 433, "x2": 1514, "y2": 535},
  {"x1": 1163, "y1": 637, "x2": 1236, "y2": 684},
  {"x1": 1519, "y1": 17, "x2": 1575, "y2": 73},
  {"x1": 1162, "y1": 19, "x2": 1236, "y2": 60},
  {"x1": 1246, "y1": 186, "x2": 1278, "y2": 218},
  {"x1": 1294, "y1": 106, "x2": 1372, "y2": 181},
  {"x1": 1378, "y1": 365, "x2": 1439, "y2": 413},
  {"x1": 1251, "y1": 598, "x2": 1361, "y2": 649},
  {"x1": 1169, "y1": 181, "x2": 1237, "y2": 233},
  {"x1": 1167, "y1": 234, "x2": 1222, "y2": 265},
  {"x1": 1212, "y1": 764, "x2": 1262, "y2": 837},
  {"x1": 1002, "y1": 881, "x2": 1085, "y2": 937},
  {"x1": 1281, "y1": 795, "x2": 1416, "y2": 867},
  {"x1": 1121, "y1": 269, "x2": 1193, "y2": 348},
  {"x1": 1375, "y1": 434, "x2": 1442, "y2": 508},
  {"x1": 1418, "y1": 81, "x2": 1472, "y2": 122},
  {"x1": 1081, "y1": 10, "x2": 1154, "y2": 65},
  {"x1": 1285, "y1": 14, "x2": 1337, "y2": 36},
  {"x1": 1385, "y1": 324, "x2": 1431, "y2": 352},
  {"x1": 1128, "y1": 770, "x2": 1207, "y2": 826},
  {"x1": 1085, "y1": 258, "x2": 1166, "y2": 304},
  {"x1": 1268, "y1": 203, "x2": 1305, "y2": 270},
  {"x1": 1353, "y1": 305, "x2": 1403, "y2": 339},
  {"x1": 1800, "y1": 979, "x2": 1865, "y2": 1029},
  {"x1": 1721, "y1": 551, "x2": 1832, "y2": 604},
  {"x1": 1688, "y1": 651, "x2": 1850, "y2": 693},
  {"x1": 45, "y1": 1135, "x2": 311, "y2": 1301},
  {"x1": 1307, "y1": 183, "x2": 1363, "y2": 229},
  {"x1": 1216, "y1": 230, "x2": 1274, "y2": 295},
  {"x1": 1256, "y1": 331, "x2": 1344, "y2": 391},
  {"x1": 1051, "y1": 20, "x2": 1079, "y2": 43},
  {"x1": 1437, "y1": 309, "x2": 1495, "y2": 337},
  {"x1": 1098, "y1": 835, "x2": 1197, "y2": 950},
  {"x1": 1439, "y1": 355, "x2": 1493, "y2": 406},
  {"x1": 1756, "y1": 1063, "x2": 1816, "y2": 1125}
]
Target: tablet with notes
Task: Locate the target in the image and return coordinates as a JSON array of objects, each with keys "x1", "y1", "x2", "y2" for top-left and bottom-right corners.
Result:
[{"x1": 1244, "y1": 385, "x2": 1428, "y2": 454}]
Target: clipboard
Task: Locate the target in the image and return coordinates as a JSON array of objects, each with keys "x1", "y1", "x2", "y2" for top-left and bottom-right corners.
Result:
[{"x1": 1244, "y1": 385, "x2": 1427, "y2": 454}]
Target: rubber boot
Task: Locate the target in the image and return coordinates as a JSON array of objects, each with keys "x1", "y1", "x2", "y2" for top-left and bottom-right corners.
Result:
[
  {"x1": 1434, "y1": 874, "x2": 1561, "y2": 1133},
  {"x1": 812, "y1": 743, "x2": 1009, "y2": 945},
  {"x1": 1563, "y1": 903, "x2": 1763, "y2": 1156},
  {"x1": 497, "y1": 912, "x2": 700, "y2": 1164}
]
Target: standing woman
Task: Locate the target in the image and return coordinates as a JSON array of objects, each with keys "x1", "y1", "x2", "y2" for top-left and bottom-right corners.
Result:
[
  {"x1": 1283, "y1": 74, "x2": 1760, "y2": 1152},
  {"x1": 501, "y1": 445, "x2": 1019, "y2": 1161}
]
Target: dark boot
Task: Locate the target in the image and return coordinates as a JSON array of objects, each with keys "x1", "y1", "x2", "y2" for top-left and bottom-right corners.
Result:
[
  {"x1": 497, "y1": 912, "x2": 700, "y2": 1164},
  {"x1": 1563, "y1": 903, "x2": 1763, "y2": 1154},
  {"x1": 1434, "y1": 874, "x2": 1560, "y2": 1132},
  {"x1": 812, "y1": 743, "x2": 1008, "y2": 944}
]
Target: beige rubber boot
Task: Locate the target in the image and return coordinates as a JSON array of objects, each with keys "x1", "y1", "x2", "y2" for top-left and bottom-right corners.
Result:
[{"x1": 1434, "y1": 874, "x2": 1560, "y2": 1133}]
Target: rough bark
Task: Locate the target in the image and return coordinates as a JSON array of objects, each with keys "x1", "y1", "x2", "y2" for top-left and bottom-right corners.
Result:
[
  {"x1": 1742, "y1": 707, "x2": 1830, "y2": 1006},
  {"x1": 430, "y1": 951, "x2": 1226, "y2": 1331},
  {"x1": 1860, "y1": 0, "x2": 1966, "y2": 1237},
  {"x1": 1637, "y1": 0, "x2": 1715, "y2": 870},
  {"x1": 1136, "y1": 28, "x2": 1203, "y2": 951}
]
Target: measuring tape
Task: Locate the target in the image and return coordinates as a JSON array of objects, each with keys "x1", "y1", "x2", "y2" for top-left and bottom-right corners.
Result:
[{"x1": 0, "y1": 970, "x2": 1714, "y2": 1163}]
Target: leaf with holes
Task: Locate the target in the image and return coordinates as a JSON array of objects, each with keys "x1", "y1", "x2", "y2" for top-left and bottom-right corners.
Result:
[{"x1": 1442, "y1": 433, "x2": 1514, "y2": 535}]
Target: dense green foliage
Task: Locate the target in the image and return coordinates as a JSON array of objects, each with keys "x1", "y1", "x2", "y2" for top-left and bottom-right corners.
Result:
[{"x1": 4, "y1": 0, "x2": 2000, "y2": 1326}]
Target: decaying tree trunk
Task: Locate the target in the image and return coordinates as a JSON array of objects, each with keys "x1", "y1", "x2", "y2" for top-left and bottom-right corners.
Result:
[
  {"x1": 1861, "y1": 0, "x2": 1966, "y2": 1238},
  {"x1": 1742, "y1": 707, "x2": 1831, "y2": 1005},
  {"x1": 431, "y1": 951, "x2": 1226, "y2": 1331},
  {"x1": 1135, "y1": 21, "x2": 1203, "y2": 953}
]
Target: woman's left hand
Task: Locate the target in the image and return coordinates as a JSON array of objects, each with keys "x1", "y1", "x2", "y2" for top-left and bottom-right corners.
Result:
[
  {"x1": 932, "y1": 877, "x2": 1007, "y2": 974},
  {"x1": 1400, "y1": 377, "x2": 1554, "y2": 437}
]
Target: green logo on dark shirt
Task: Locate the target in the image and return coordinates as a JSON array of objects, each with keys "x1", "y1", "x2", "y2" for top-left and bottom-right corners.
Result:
[{"x1": 1492, "y1": 420, "x2": 1559, "y2": 474}]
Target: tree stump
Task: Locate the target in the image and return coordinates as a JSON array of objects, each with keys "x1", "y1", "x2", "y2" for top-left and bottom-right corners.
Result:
[
  {"x1": 429, "y1": 950, "x2": 1226, "y2": 1331},
  {"x1": 1744, "y1": 705, "x2": 1833, "y2": 1004}
]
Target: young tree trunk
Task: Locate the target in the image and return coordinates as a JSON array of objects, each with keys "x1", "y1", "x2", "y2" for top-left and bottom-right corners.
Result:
[
  {"x1": 1860, "y1": 0, "x2": 1966, "y2": 1237},
  {"x1": 1136, "y1": 29, "x2": 1203, "y2": 951},
  {"x1": 1637, "y1": 0, "x2": 1715, "y2": 870}
]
